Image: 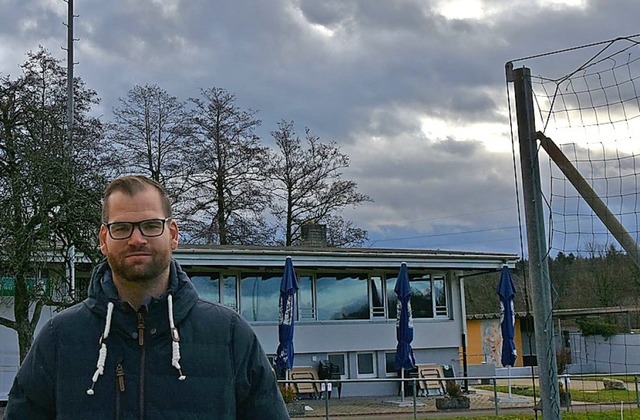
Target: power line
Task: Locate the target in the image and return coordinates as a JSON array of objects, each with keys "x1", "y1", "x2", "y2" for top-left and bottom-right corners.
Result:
[
  {"x1": 370, "y1": 225, "x2": 519, "y2": 244},
  {"x1": 384, "y1": 206, "x2": 518, "y2": 226}
]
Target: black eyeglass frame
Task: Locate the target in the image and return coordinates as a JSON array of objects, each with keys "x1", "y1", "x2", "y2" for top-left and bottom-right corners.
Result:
[{"x1": 103, "y1": 217, "x2": 172, "y2": 240}]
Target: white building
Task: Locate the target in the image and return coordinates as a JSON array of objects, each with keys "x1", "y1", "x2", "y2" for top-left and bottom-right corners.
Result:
[{"x1": 0, "y1": 245, "x2": 517, "y2": 399}]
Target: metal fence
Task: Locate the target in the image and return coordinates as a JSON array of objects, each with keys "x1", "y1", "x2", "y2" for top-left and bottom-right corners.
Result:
[{"x1": 279, "y1": 372, "x2": 640, "y2": 419}]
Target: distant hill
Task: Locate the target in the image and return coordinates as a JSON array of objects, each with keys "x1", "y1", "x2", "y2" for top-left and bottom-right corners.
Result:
[{"x1": 464, "y1": 250, "x2": 640, "y2": 329}]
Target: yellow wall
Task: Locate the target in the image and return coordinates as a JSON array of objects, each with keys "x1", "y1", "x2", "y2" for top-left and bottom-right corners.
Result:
[{"x1": 466, "y1": 318, "x2": 523, "y2": 367}]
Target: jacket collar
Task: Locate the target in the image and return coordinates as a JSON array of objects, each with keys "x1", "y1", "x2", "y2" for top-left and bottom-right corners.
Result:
[{"x1": 85, "y1": 259, "x2": 199, "y2": 325}]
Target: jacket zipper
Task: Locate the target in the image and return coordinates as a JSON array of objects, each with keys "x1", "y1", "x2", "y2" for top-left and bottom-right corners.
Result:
[
  {"x1": 116, "y1": 363, "x2": 126, "y2": 392},
  {"x1": 137, "y1": 311, "x2": 145, "y2": 346},
  {"x1": 137, "y1": 311, "x2": 146, "y2": 420},
  {"x1": 115, "y1": 361, "x2": 125, "y2": 420}
]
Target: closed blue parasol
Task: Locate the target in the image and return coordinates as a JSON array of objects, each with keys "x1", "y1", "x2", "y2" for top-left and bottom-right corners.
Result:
[
  {"x1": 394, "y1": 262, "x2": 415, "y2": 399},
  {"x1": 498, "y1": 265, "x2": 517, "y2": 368},
  {"x1": 275, "y1": 256, "x2": 299, "y2": 374}
]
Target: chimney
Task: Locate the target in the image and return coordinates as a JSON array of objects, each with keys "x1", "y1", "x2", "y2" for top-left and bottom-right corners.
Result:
[{"x1": 300, "y1": 222, "x2": 327, "y2": 247}]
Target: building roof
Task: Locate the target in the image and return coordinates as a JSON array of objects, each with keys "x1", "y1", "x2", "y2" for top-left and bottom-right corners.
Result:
[{"x1": 174, "y1": 245, "x2": 519, "y2": 270}]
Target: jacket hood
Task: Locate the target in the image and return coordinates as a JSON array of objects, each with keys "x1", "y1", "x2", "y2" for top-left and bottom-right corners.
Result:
[{"x1": 85, "y1": 259, "x2": 198, "y2": 321}]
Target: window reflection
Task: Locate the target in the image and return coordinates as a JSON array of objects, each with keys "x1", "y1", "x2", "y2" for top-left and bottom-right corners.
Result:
[
  {"x1": 188, "y1": 269, "x2": 448, "y2": 321},
  {"x1": 191, "y1": 274, "x2": 220, "y2": 303},
  {"x1": 385, "y1": 352, "x2": 396, "y2": 375},
  {"x1": 387, "y1": 272, "x2": 448, "y2": 319},
  {"x1": 222, "y1": 275, "x2": 237, "y2": 311},
  {"x1": 433, "y1": 275, "x2": 447, "y2": 316},
  {"x1": 317, "y1": 274, "x2": 368, "y2": 320},
  {"x1": 241, "y1": 274, "x2": 281, "y2": 321},
  {"x1": 386, "y1": 275, "x2": 398, "y2": 319},
  {"x1": 328, "y1": 353, "x2": 347, "y2": 378},
  {"x1": 357, "y1": 353, "x2": 376, "y2": 377},
  {"x1": 191, "y1": 275, "x2": 219, "y2": 303},
  {"x1": 298, "y1": 275, "x2": 315, "y2": 320},
  {"x1": 370, "y1": 276, "x2": 385, "y2": 317},
  {"x1": 410, "y1": 274, "x2": 433, "y2": 318}
]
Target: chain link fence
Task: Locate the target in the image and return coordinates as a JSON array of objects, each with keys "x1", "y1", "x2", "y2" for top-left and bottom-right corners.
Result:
[{"x1": 280, "y1": 372, "x2": 640, "y2": 418}]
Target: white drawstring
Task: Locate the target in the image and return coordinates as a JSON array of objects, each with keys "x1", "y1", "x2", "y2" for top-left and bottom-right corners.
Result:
[
  {"x1": 168, "y1": 294, "x2": 186, "y2": 381},
  {"x1": 86, "y1": 295, "x2": 186, "y2": 397},
  {"x1": 87, "y1": 302, "x2": 114, "y2": 395}
]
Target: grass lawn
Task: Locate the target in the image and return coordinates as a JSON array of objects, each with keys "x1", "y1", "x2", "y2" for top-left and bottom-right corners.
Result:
[
  {"x1": 571, "y1": 388, "x2": 638, "y2": 404},
  {"x1": 429, "y1": 411, "x2": 640, "y2": 420},
  {"x1": 477, "y1": 384, "x2": 639, "y2": 404}
]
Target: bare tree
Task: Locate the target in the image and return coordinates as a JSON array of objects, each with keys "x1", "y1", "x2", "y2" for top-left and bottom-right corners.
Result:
[
  {"x1": 324, "y1": 215, "x2": 368, "y2": 248},
  {"x1": 181, "y1": 87, "x2": 273, "y2": 245},
  {"x1": 269, "y1": 120, "x2": 370, "y2": 246},
  {"x1": 0, "y1": 48, "x2": 107, "y2": 362},
  {"x1": 108, "y1": 84, "x2": 193, "y2": 203}
]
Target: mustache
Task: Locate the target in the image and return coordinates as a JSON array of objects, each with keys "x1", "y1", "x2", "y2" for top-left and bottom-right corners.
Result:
[{"x1": 125, "y1": 246, "x2": 151, "y2": 254}]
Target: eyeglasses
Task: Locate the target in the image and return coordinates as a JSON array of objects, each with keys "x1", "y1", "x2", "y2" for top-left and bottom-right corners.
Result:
[{"x1": 103, "y1": 218, "x2": 171, "y2": 240}]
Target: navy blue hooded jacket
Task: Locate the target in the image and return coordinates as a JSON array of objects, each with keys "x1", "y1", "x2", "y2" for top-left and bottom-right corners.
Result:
[{"x1": 5, "y1": 260, "x2": 289, "y2": 419}]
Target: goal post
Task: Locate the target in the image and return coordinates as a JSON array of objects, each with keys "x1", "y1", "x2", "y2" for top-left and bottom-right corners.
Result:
[
  {"x1": 511, "y1": 66, "x2": 562, "y2": 419},
  {"x1": 537, "y1": 132, "x2": 640, "y2": 268},
  {"x1": 507, "y1": 34, "x2": 640, "y2": 419}
]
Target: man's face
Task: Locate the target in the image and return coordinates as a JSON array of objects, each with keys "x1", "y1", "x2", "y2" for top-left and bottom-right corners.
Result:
[{"x1": 99, "y1": 187, "x2": 179, "y2": 285}]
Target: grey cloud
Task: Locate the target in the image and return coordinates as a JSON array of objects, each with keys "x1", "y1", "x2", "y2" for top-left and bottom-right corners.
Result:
[{"x1": 2, "y1": 0, "x2": 639, "y2": 254}]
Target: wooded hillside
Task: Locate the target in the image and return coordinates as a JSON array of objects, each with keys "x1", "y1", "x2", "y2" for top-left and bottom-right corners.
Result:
[{"x1": 464, "y1": 245, "x2": 640, "y2": 329}]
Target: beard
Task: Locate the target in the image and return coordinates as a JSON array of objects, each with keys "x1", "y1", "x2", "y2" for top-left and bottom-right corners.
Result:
[{"x1": 108, "y1": 246, "x2": 171, "y2": 284}]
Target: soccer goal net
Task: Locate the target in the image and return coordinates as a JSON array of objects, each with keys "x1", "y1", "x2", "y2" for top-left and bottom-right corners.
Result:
[{"x1": 508, "y1": 35, "x2": 640, "y2": 263}]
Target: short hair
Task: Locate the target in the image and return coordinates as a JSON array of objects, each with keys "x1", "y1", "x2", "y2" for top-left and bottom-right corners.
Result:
[{"x1": 102, "y1": 175, "x2": 172, "y2": 223}]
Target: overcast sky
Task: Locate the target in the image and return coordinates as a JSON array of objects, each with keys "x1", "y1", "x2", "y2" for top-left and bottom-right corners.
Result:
[{"x1": 1, "y1": 0, "x2": 639, "y2": 255}]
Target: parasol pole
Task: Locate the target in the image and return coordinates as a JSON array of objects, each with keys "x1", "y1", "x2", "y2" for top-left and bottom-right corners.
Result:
[
  {"x1": 401, "y1": 369, "x2": 405, "y2": 403},
  {"x1": 508, "y1": 365, "x2": 512, "y2": 398}
]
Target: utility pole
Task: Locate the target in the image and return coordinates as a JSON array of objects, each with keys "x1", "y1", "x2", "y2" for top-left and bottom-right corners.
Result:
[
  {"x1": 65, "y1": 0, "x2": 75, "y2": 143},
  {"x1": 64, "y1": 0, "x2": 77, "y2": 296}
]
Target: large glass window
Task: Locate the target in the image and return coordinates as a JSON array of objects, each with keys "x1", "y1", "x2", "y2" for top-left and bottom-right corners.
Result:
[
  {"x1": 356, "y1": 352, "x2": 376, "y2": 378},
  {"x1": 297, "y1": 275, "x2": 315, "y2": 320},
  {"x1": 240, "y1": 274, "x2": 281, "y2": 322},
  {"x1": 316, "y1": 274, "x2": 369, "y2": 320},
  {"x1": 386, "y1": 272, "x2": 448, "y2": 319},
  {"x1": 190, "y1": 275, "x2": 219, "y2": 303},
  {"x1": 222, "y1": 274, "x2": 237, "y2": 311},
  {"x1": 411, "y1": 274, "x2": 434, "y2": 318}
]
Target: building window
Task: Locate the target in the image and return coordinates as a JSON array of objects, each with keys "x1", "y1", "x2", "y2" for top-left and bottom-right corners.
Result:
[
  {"x1": 316, "y1": 274, "x2": 369, "y2": 320},
  {"x1": 298, "y1": 275, "x2": 315, "y2": 320},
  {"x1": 433, "y1": 275, "x2": 448, "y2": 317},
  {"x1": 387, "y1": 278, "x2": 398, "y2": 320},
  {"x1": 370, "y1": 276, "x2": 386, "y2": 318},
  {"x1": 386, "y1": 272, "x2": 449, "y2": 320},
  {"x1": 385, "y1": 352, "x2": 397, "y2": 376},
  {"x1": 356, "y1": 352, "x2": 377, "y2": 378},
  {"x1": 222, "y1": 274, "x2": 237, "y2": 311},
  {"x1": 190, "y1": 275, "x2": 219, "y2": 304},
  {"x1": 410, "y1": 274, "x2": 434, "y2": 318},
  {"x1": 240, "y1": 273, "x2": 281, "y2": 322},
  {"x1": 328, "y1": 353, "x2": 348, "y2": 379}
]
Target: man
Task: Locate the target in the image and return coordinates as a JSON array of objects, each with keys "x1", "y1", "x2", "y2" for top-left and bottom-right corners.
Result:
[{"x1": 5, "y1": 175, "x2": 289, "y2": 419}]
